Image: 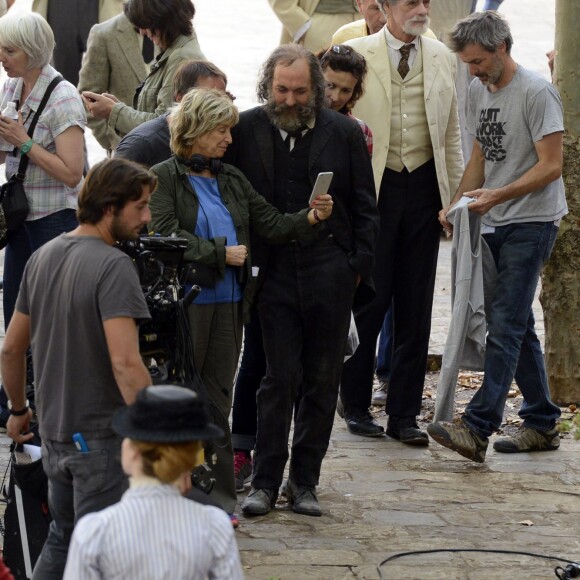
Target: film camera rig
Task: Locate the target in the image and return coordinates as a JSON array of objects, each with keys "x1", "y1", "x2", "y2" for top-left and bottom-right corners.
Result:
[
  {"x1": 117, "y1": 235, "x2": 218, "y2": 493},
  {"x1": 117, "y1": 234, "x2": 199, "y2": 383}
]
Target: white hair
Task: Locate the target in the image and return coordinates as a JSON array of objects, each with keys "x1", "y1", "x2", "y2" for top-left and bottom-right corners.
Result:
[{"x1": 0, "y1": 12, "x2": 55, "y2": 69}]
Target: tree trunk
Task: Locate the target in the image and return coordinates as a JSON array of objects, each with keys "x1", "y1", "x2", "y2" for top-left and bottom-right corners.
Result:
[{"x1": 540, "y1": 0, "x2": 580, "y2": 405}]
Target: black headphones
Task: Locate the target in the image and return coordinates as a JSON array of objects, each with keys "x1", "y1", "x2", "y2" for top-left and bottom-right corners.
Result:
[{"x1": 178, "y1": 154, "x2": 223, "y2": 175}]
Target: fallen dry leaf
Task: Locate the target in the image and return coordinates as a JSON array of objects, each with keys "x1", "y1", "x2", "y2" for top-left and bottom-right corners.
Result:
[{"x1": 518, "y1": 520, "x2": 534, "y2": 526}]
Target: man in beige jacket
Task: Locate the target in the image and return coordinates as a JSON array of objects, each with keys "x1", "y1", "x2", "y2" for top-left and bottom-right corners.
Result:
[
  {"x1": 338, "y1": 0, "x2": 463, "y2": 443},
  {"x1": 268, "y1": 0, "x2": 360, "y2": 54},
  {"x1": 331, "y1": 0, "x2": 386, "y2": 45},
  {"x1": 32, "y1": 0, "x2": 123, "y2": 85},
  {"x1": 78, "y1": 13, "x2": 150, "y2": 153}
]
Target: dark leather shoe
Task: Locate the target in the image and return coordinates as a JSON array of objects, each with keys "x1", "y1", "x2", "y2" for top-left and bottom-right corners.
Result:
[
  {"x1": 241, "y1": 488, "x2": 278, "y2": 516},
  {"x1": 344, "y1": 409, "x2": 385, "y2": 437},
  {"x1": 387, "y1": 416, "x2": 429, "y2": 446},
  {"x1": 286, "y1": 480, "x2": 322, "y2": 516}
]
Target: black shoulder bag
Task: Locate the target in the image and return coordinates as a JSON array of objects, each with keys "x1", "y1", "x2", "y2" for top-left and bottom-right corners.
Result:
[{"x1": 0, "y1": 75, "x2": 63, "y2": 246}]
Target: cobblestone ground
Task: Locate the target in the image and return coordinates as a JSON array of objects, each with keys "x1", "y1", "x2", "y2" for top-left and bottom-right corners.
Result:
[{"x1": 2, "y1": 1, "x2": 579, "y2": 578}]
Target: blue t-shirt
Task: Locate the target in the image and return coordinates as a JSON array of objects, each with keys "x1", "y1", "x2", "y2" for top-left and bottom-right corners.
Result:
[{"x1": 189, "y1": 176, "x2": 243, "y2": 304}]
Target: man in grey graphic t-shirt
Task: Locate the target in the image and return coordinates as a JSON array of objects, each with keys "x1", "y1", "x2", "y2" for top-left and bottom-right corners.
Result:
[
  {"x1": 428, "y1": 11, "x2": 567, "y2": 463},
  {"x1": 2, "y1": 159, "x2": 153, "y2": 578}
]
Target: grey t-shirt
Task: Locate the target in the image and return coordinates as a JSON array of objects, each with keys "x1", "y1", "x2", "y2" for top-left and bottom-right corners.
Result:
[
  {"x1": 16, "y1": 235, "x2": 151, "y2": 442},
  {"x1": 468, "y1": 65, "x2": 568, "y2": 226}
]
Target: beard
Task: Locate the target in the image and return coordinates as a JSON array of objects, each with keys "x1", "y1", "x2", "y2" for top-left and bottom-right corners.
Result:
[
  {"x1": 264, "y1": 94, "x2": 317, "y2": 132},
  {"x1": 476, "y1": 56, "x2": 505, "y2": 87},
  {"x1": 403, "y1": 15, "x2": 430, "y2": 37},
  {"x1": 110, "y1": 214, "x2": 142, "y2": 242}
]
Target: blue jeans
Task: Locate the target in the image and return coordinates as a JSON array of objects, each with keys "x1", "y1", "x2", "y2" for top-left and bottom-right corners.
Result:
[
  {"x1": 3, "y1": 209, "x2": 78, "y2": 330},
  {"x1": 483, "y1": 0, "x2": 504, "y2": 10},
  {"x1": 376, "y1": 307, "x2": 393, "y2": 382},
  {"x1": 32, "y1": 435, "x2": 126, "y2": 580},
  {"x1": 463, "y1": 222, "x2": 561, "y2": 439}
]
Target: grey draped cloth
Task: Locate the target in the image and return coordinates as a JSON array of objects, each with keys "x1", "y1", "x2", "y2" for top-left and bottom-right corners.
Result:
[{"x1": 434, "y1": 198, "x2": 497, "y2": 421}]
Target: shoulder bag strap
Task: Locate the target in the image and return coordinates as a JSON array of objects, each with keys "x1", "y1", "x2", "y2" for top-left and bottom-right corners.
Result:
[{"x1": 15, "y1": 75, "x2": 64, "y2": 179}]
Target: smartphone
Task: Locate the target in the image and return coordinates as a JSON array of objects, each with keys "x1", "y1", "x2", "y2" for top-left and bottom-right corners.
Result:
[
  {"x1": 73, "y1": 432, "x2": 90, "y2": 453},
  {"x1": 308, "y1": 172, "x2": 334, "y2": 205}
]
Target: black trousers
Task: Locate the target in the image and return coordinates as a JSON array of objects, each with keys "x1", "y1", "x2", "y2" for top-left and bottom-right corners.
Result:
[
  {"x1": 253, "y1": 238, "x2": 356, "y2": 490},
  {"x1": 340, "y1": 160, "x2": 441, "y2": 419},
  {"x1": 46, "y1": 0, "x2": 99, "y2": 86},
  {"x1": 231, "y1": 306, "x2": 265, "y2": 452}
]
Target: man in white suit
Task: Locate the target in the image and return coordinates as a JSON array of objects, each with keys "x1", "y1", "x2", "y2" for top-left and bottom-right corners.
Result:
[
  {"x1": 268, "y1": 0, "x2": 359, "y2": 54},
  {"x1": 339, "y1": 0, "x2": 464, "y2": 443}
]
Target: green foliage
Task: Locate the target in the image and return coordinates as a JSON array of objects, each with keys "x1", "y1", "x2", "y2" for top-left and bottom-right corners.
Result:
[{"x1": 558, "y1": 410, "x2": 580, "y2": 440}]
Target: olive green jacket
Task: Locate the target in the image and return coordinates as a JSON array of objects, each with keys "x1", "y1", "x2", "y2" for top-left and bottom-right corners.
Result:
[
  {"x1": 108, "y1": 34, "x2": 205, "y2": 137},
  {"x1": 150, "y1": 157, "x2": 318, "y2": 318}
]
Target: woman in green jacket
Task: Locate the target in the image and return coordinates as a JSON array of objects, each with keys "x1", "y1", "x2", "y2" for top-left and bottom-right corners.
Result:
[
  {"x1": 149, "y1": 88, "x2": 332, "y2": 517},
  {"x1": 82, "y1": 0, "x2": 204, "y2": 136}
]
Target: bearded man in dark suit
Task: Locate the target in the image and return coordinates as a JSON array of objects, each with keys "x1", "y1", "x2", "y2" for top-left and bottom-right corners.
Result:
[{"x1": 226, "y1": 44, "x2": 378, "y2": 518}]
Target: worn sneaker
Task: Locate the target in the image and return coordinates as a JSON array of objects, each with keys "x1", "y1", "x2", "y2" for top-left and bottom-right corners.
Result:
[
  {"x1": 233, "y1": 451, "x2": 253, "y2": 492},
  {"x1": 493, "y1": 426, "x2": 560, "y2": 453},
  {"x1": 427, "y1": 418, "x2": 488, "y2": 463},
  {"x1": 372, "y1": 380, "x2": 388, "y2": 406}
]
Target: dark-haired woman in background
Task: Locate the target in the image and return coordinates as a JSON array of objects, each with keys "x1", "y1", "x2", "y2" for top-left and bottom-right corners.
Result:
[
  {"x1": 319, "y1": 44, "x2": 372, "y2": 155},
  {"x1": 82, "y1": 0, "x2": 205, "y2": 137}
]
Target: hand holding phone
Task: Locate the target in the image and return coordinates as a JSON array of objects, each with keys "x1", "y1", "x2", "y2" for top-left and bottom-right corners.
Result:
[{"x1": 308, "y1": 172, "x2": 333, "y2": 205}]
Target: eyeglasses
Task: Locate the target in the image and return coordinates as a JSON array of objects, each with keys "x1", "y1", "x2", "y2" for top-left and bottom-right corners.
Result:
[{"x1": 329, "y1": 45, "x2": 353, "y2": 56}]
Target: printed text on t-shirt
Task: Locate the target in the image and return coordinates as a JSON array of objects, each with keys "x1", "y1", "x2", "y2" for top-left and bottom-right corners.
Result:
[{"x1": 476, "y1": 108, "x2": 506, "y2": 162}]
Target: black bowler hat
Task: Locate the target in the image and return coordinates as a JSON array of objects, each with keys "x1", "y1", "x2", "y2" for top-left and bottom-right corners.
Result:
[{"x1": 112, "y1": 385, "x2": 223, "y2": 442}]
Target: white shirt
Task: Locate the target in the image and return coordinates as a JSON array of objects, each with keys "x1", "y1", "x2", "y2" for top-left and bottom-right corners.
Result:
[
  {"x1": 384, "y1": 27, "x2": 421, "y2": 72},
  {"x1": 64, "y1": 482, "x2": 243, "y2": 580}
]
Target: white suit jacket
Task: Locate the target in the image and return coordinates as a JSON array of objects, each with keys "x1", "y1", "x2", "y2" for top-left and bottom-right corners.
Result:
[
  {"x1": 346, "y1": 32, "x2": 464, "y2": 206},
  {"x1": 268, "y1": 0, "x2": 320, "y2": 40},
  {"x1": 268, "y1": 0, "x2": 357, "y2": 51}
]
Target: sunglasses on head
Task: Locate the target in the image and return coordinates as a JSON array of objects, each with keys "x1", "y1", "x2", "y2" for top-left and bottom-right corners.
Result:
[{"x1": 329, "y1": 45, "x2": 353, "y2": 56}]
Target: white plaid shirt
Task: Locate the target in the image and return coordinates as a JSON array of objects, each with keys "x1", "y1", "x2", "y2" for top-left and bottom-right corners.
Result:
[{"x1": 1, "y1": 64, "x2": 86, "y2": 220}]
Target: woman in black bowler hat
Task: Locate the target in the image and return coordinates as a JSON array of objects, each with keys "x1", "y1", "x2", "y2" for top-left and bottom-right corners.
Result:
[{"x1": 64, "y1": 385, "x2": 244, "y2": 580}]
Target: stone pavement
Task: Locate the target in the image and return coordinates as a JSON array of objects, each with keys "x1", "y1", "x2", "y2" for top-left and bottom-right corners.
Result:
[{"x1": 1, "y1": 1, "x2": 577, "y2": 578}]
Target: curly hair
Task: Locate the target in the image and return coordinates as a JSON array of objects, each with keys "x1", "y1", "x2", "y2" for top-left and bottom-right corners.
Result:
[
  {"x1": 257, "y1": 44, "x2": 326, "y2": 111},
  {"x1": 319, "y1": 45, "x2": 368, "y2": 110}
]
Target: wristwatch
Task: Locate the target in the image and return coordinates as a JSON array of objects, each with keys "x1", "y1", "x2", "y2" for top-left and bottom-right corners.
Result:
[
  {"x1": 8, "y1": 399, "x2": 30, "y2": 416},
  {"x1": 20, "y1": 139, "x2": 34, "y2": 155}
]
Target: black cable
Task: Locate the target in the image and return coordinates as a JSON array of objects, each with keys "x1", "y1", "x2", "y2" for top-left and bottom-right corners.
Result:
[
  {"x1": 556, "y1": 563, "x2": 580, "y2": 579},
  {"x1": 377, "y1": 548, "x2": 580, "y2": 580}
]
